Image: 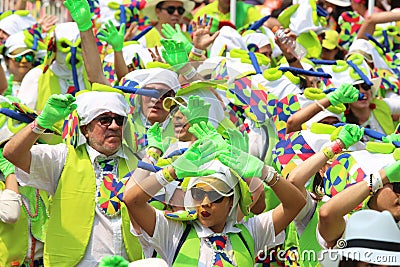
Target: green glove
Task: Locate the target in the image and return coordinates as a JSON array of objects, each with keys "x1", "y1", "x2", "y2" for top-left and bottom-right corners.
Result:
[
  {"x1": 36, "y1": 94, "x2": 77, "y2": 130},
  {"x1": 161, "y1": 23, "x2": 193, "y2": 53},
  {"x1": 99, "y1": 255, "x2": 129, "y2": 267},
  {"x1": 98, "y1": 21, "x2": 125, "y2": 52},
  {"x1": 160, "y1": 39, "x2": 188, "y2": 71},
  {"x1": 172, "y1": 139, "x2": 217, "y2": 178},
  {"x1": 189, "y1": 121, "x2": 229, "y2": 151},
  {"x1": 326, "y1": 83, "x2": 359, "y2": 106},
  {"x1": 0, "y1": 148, "x2": 14, "y2": 178},
  {"x1": 147, "y1": 122, "x2": 164, "y2": 153},
  {"x1": 383, "y1": 161, "x2": 400, "y2": 183},
  {"x1": 64, "y1": 0, "x2": 93, "y2": 31},
  {"x1": 382, "y1": 133, "x2": 400, "y2": 143},
  {"x1": 336, "y1": 124, "x2": 364, "y2": 149},
  {"x1": 179, "y1": 95, "x2": 210, "y2": 126},
  {"x1": 218, "y1": 146, "x2": 263, "y2": 178},
  {"x1": 225, "y1": 128, "x2": 249, "y2": 153}
]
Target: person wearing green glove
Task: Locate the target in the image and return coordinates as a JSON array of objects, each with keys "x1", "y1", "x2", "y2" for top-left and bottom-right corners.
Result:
[
  {"x1": 123, "y1": 129, "x2": 306, "y2": 266},
  {"x1": 138, "y1": 0, "x2": 194, "y2": 48},
  {"x1": 3, "y1": 91, "x2": 144, "y2": 266},
  {"x1": 286, "y1": 83, "x2": 358, "y2": 133}
]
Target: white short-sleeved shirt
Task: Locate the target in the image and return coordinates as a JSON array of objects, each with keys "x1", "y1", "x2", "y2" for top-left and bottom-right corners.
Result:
[
  {"x1": 131, "y1": 209, "x2": 285, "y2": 266},
  {"x1": 15, "y1": 143, "x2": 130, "y2": 266}
]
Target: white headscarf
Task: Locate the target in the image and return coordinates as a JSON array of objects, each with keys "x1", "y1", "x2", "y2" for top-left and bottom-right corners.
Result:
[
  {"x1": 4, "y1": 31, "x2": 34, "y2": 57},
  {"x1": 0, "y1": 14, "x2": 36, "y2": 35},
  {"x1": 76, "y1": 91, "x2": 130, "y2": 125},
  {"x1": 123, "y1": 68, "x2": 180, "y2": 92}
]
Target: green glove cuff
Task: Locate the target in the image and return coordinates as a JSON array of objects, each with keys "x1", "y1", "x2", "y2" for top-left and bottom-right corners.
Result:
[
  {"x1": 78, "y1": 20, "x2": 93, "y2": 32},
  {"x1": 1, "y1": 163, "x2": 15, "y2": 178},
  {"x1": 384, "y1": 161, "x2": 400, "y2": 183}
]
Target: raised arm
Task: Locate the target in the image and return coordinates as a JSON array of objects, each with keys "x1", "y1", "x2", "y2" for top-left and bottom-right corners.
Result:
[
  {"x1": 3, "y1": 94, "x2": 76, "y2": 173},
  {"x1": 97, "y1": 21, "x2": 129, "y2": 81},
  {"x1": 357, "y1": 11, "x2": 400, "y2": 40},
  {"x1": 286, "y1": 84, "x2": 359, "y2": 133},
  {"x1": 64, "y1": 0, "x2": 110, "y2": 85}
]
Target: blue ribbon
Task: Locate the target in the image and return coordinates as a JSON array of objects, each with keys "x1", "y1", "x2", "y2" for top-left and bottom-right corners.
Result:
[
  {"x1": 248, "y1": 52, "x2": 262, "y2": 74},
  {"x1": 165, "y1": 148, "x2": 188, "y2": 158},
  {"x1": 119, "y1": 5, "x2": 126, "y2": 25},
  {"x1": 113, "y1": 86, "x2": 161, "y2": 98},
  {"x1": 131, "y1": 26, "x2": 153, "y2": 41},
  {"x1": 248, "y1": 15, "x2": 270, "y2": 31},
  {"x1": 70, "y1": 46, "x2": 80, "y2": 95},
  {"x1": 347, "y1": 60, "x2": 373, "y2": 86},
  {"x1": 0, "y1": 108, "x2": 34, "y2": 123},
  {"x1": 137, "y1": 160, "x2": 162, "y2": 172},
  {"x1": 279, "y1": 66, "x2": 332, "y2": 78}
]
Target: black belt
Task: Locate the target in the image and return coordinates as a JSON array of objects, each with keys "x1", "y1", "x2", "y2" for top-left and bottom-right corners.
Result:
[{"x1": 21, "y1": 259, "x2": 44, "y2": 267}]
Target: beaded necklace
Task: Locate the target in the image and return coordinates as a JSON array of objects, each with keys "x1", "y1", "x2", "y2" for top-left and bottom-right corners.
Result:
[{"x1": 21, "y1": 189, "x2": 41, "y2": 221}]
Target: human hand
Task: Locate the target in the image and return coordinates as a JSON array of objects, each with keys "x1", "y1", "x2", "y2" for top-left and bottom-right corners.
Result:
[
  {"x1": 161, "y1": 23, "x2": 193, "y2": 53},
  {"x1": 218, "y1": 146, "x2": 263, "y2": 178},
  {"x1": 146, "y1": 122, "x2": 164, "y2": 153},
  {"x1": 0, "y1": 148, "x2": 14, "y2": 178},
  {"x1": 160, "y1": 39, "x2": 188, "y2": 70},
  {"x1": 172, "y1": 139, "x2": 217, "y2": 178},
  {"x1": 124, "y1": 22, "x2": 138, "y2": 41},
  {"x1": 179, "y1": 95, "x2": 210, "y2": 126},
  {"x1": 382, "y1": 133, "x2": 400, "y2": 143},
  {"x1": 336, "y1": 124, "x2": 364, "y2": 149},
  {"x1": 225, "y1": 128, "x2": 249, "y2": 153},
  {"x1": 192, "y1": 15, "x2": 220, "y2": 51},
  {"x1": 189, "y1": 121, "x2": 229, "y2": 151},
  {"x1": 36, "y1": 94, "x2": 77, "y2": 130},
  {"x1": 64, "y1": 0, "x2": 92, "y2": 31},
  {"x1": 38, "y1": 14, "x2": 58, "y2": 32},
  {"x1": 326, "y1": 83, "x2": 359, "y2": 106},
  {"x1": 98, "y1": 20, "x2": 125, "y2": 52}
]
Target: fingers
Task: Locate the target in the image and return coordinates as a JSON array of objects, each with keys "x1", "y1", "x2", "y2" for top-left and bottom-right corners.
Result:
[{"x1": 119, "y1": 23, "x2": 126, "y2": 34}]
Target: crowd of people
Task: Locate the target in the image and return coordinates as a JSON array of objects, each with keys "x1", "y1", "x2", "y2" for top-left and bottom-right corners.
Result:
[{"x1": 0, "y1": 0, "x2": 400, "y2": 266}]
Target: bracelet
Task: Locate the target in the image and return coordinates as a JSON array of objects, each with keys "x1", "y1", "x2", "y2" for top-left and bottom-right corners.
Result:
[
  {"x1": 331, "y1": 140, "x2": 344, "y2": 153},
  {"x1": 155, "y1": 170, "x2": 170, "y2": 187},
  {"x1": 144, "y1": 155, "x2": 158, "y2": 165},
  {"x1": 314, "y1": 100, "x2": 326, "y2": 112},
  {"x1": 146, "y1": 149, "x2": 160, "y2": 161},
  {"x1": 268, "y1": 175, "x2": 280, "y2": 187},
  {"x1": 182, "y1": 66, "x2": 197, "y2": 80},
  {"x1": 322, "y1": 146, "x2": 335, "y2": 159},
  {"x1": 189, "y1": 52, "x2": 203, "y2": 61},
  {"x1": 162, "y1": 167, "x2": 175, "y2": 183},
  {"x1": 370, "y1": 172, "x2": 383, "y2": 194},
  {"x1": 263, "y1": 166, "x2": 277, "y2": 183},
  {"x1": 191, "y1": 47, "x2": 205, "y2": 55},
  {"x1": 287, "y1": 57, "x2": 298, "y2": 64},
  {"x1": 30, "y1": 121, "x2": 45, "y2": 135}
]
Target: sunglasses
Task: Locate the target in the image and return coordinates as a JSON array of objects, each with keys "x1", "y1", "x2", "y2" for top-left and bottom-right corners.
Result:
[
  {"x1": 95, "y1": 115, "x2": 126, "y2": 127},
  {"x1": 393, "y1": 182, "x2": 400, "y2": 194},
  {"x1": 160, "y1": 6, "x2": 185, "y2": 15},
  {"x1": 355, "y1": 82, "x2": 371, "y2": 91},
  {"x1": 11, "y1": 53, "x2": 34, "y2": 63},
  {"x1": 191, "y1": 187, "x2": 232, "y2": 204}
]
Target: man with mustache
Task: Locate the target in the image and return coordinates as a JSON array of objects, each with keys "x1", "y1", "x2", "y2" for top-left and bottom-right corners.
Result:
[{"x1": 3, "y1": 90, "x2": 143, "y2": 266}]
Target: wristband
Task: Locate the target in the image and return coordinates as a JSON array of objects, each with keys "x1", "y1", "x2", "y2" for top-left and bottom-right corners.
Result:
[
  {"x1": 189, "y1": 52, "x2": 203, "y2": 61},
  {"x1": 144, "y1": 155, "x2": 158, "y2": 165},
  {"x1": 182, "y1": 66, "x2": 197, "y2": 80},
  {"x1": 268, "y1": 175, "x2": 280, "y2": 187},
  {"x1": 146, "y1": 149, "x2": 160, "y2": 161},
  {"x1": 162, "y1": 167, "x2": 175, "y2": 183},
  {"x1": 191, "y1": 47, "x2": 205, "y2": 55},
  {"x1": 314, "y1": 100, "x2": 326, "y2": 112},
  {"x1": 263, "y1": 166, "x2": 277, "y2": 183},
  {"x1": 155, "y1": 170, "x2": 170, "y2": 187},
  {"x1": 370, "y1": 172, "x2": 383, "y2": 194},
  {"x1": 322, "y1": 146, "x2": 335, "y2": 159},
  {"x1": 331, "y1": 140, "x2": 343, "y2": 153},
  {"x1": 30, "y1": 121, "x2": 45, "y2": 135}
]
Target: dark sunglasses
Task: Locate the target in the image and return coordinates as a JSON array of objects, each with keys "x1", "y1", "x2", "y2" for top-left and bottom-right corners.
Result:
[
  {"x1": 355, "y1": 82, "x2": 371, "y2": 91},
  {"x1": 393, "y1": 182, "x2": 400, "y2": 194},
  {"x1": 191, "y1": 187, "x2": 230, "y2": 204},
  {"x1": 160, "y1": 6, "x2": 185, "y2": 15},
  {"x1": 95, "y1": 115, "x2": 126, "y2": 127},
  {"x1": 11, "y1": 53, "x2": 34, "y2": 63}
]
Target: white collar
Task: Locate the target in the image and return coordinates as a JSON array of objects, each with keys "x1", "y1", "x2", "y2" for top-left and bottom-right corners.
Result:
[
  {"x1": 193, "y1": 220, "x2": 241, "y2": 238},
  {"x1": 85, "y1": 143, "x2": 128, "y2": 164}
]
